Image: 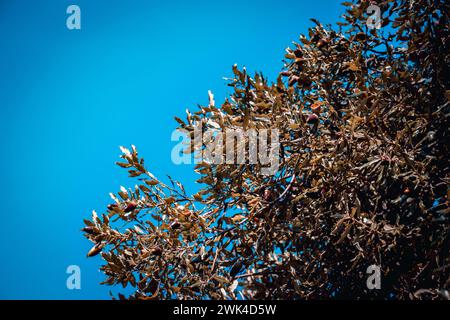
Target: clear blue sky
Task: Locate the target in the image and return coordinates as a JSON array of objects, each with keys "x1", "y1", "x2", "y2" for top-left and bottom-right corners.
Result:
[{"x1": 0, "y1": 0, "x2": 341, "y2": 299}]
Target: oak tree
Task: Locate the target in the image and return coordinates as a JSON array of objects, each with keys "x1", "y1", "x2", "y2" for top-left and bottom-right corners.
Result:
[{"x1": 83, "y1": 0, "x2": 449, "y2": 299}]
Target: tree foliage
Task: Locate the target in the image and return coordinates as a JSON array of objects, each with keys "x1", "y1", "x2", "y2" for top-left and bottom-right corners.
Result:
[{"x1": 83, "y1": 0, "x2": 449, "y2": 299}]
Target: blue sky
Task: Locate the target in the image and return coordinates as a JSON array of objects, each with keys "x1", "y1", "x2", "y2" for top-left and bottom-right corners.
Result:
[{"x1": 0, "y1": 0, "x2": 341, "y2": 299}]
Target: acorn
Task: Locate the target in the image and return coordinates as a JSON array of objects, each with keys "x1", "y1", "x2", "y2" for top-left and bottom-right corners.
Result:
[
  {"x1": 354, "y1": 32, "x2": 367, "y2": 42},
  {"x1": 230, "y1": 260, "x2": 244, "y2": 277},
  {"x1": 307, "y1": 113, "x2": 319, "y2": 124},
  {"x1": 298, "y1": 77, "x2": 312, "y2": 87},
  {"x1": 311, "y1": 102, "x2": 322, "y2": 114},
  {"x1": 294, "y1": 49, "x2": 303, "y2": 58},
  {"x1": 311, "y1": 33, "x2": 320, "y2": 43},
  {"x1": 147, "y1": 278, "x2": 159, "y2": 295},
  {"x1": 317, "y1": 38, "x2": 329, "y2": 48},
  {"x1": 263, "y1": 189, "x2": 272, "y2": 201},
  {"x1": 151, "y1": 247, "x2": 163, "y2": 256},
  {"x1": 81, "y1": 226, "x2": 96, "y2": 235},
  {"x1": 107, "y1": 203, "x2": 118, "y2": 211},
  {"x1": 170, "y1": 221, "x2": 181, "y2": 230},
  {"x1": 124, "y1": 201, "x2": 137, "y2": 213},
  {"x1": 87, "y1": 243, "x2": 103, "y2": 257}
]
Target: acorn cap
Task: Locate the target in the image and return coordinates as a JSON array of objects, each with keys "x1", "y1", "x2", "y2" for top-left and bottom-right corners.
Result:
[
  {"x1": 307, "y1": 113, "x2": 319, "y2": 124},
  {"x1": 124, "y1": 201, "x2": 137, "y2": 213},
  {"x1": 170, "y1": 221, "x2": 181, "y2": 230},
  {"x1": 87, "y1": 243, "x2": 103, "y2": 257},
  {"x1": 311, "y1": 102, "x2": 322, "y2": 114}
]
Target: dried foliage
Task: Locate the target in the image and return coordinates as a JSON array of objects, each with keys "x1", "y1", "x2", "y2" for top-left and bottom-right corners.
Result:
[{"x1": 83, "y1": 0, "x2": 449, "y2": 299}]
